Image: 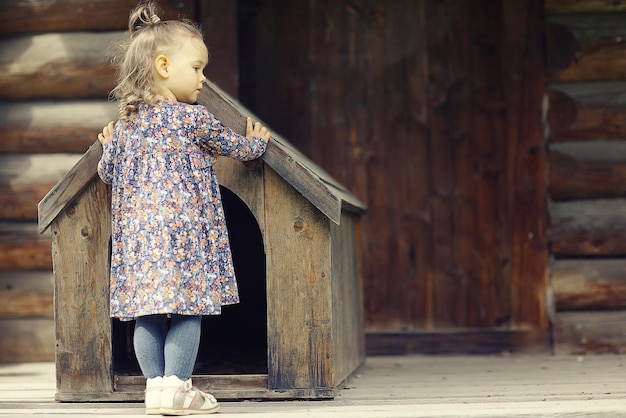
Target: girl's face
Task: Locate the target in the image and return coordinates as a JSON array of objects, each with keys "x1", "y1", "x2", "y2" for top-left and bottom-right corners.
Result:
[{"x1": 157, "y1": 36, "x2": 208, "y2": 104}]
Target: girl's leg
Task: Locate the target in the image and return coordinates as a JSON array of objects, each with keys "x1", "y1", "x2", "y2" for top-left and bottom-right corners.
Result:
[
  {"x1": 134, "y1": 314, "x2": 167, "y2": 378},
  {"x1": 164, "y1": 314, "x2": 202, "y2": 380},
  {"x1": 160, "y1": 315, "x2": 219, "y2": 414}
]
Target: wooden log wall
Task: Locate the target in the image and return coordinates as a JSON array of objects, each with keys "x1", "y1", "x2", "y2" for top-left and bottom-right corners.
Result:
[
  {"x1": 12, "y1": 0, "x2": 619, "y2": 358},
  {"x1": 545, "y1": 0, "x2": 626, "y2": 354},
  {"x1": 0, "y1": 0, "x2": 206, "y2": 362}
]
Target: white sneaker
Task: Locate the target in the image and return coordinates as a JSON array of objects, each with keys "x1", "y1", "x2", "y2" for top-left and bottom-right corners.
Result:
[
  {"x1": 160, "y1": 375, "x2": 220, "y2": 415},
  {"x1": 145, "y1": 376, "x2": 163, "y2": 415}
]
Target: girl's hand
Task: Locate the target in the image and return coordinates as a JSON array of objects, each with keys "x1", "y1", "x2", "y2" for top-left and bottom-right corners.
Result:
[
  {"x1": 246, "y1": 117, "x2": 270, "y2": 142},
  {"x1": 98, "y1": 121, "x2": 115, "y2": 145}
]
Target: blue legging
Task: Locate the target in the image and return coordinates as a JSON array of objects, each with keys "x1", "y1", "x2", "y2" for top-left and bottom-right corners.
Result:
[{"x1": 133, "y1": 314, "x2": 202, "y2": 380}]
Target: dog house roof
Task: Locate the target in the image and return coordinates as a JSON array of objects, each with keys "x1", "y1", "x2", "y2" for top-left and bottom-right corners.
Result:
[{"x1": 38, "y1": 80, "x2": 366, "y2": 233}]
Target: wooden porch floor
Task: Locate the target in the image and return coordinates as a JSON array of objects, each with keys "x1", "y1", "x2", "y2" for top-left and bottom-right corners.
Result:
[{"x1": 1, "y1": 354, "x2": 626, "y2": 417}]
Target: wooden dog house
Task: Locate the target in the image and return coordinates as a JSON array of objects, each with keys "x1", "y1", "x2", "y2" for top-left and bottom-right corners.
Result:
[{"x1": 38, "y1": 81, "x2": 366, "y2": 401}]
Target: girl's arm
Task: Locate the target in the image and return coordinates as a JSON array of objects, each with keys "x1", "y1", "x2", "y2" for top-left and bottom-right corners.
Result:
[{"x1": 197, "y1": 109, "x2": 270, "y2": 161}]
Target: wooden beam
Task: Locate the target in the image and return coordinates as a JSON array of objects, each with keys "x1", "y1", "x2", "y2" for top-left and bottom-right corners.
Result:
[
  {"x1": 549, "y1": 150, "x2": 626, "y2": 200},
  {"x1": 0, "y1": 272, "x2": 53, "y2": 318},
  {"x1": 0, "y1": 318, "x2": 54, "y2": 362},
  {"x1": 551, "y1": 199, "x2": 626, "y2": 256},
  {"x1": 547, "y1": 83, "x2": 626, "y2": 142},
  {"x1": 545, "y1": 0, "x2": 626, "y2": 14},
  {"x1": 0, "y1": 0, "x2": 196, "y2": 34},
  {"x1": 0, "y1": 101, "x2": 116, "y2": 154},
  {"x1": 552, "y1": 258, "x2": 626, "y2": 310},
  {"x1": 0, "y1": 154, "x2": 80, "y2": 220},
  {"x1": 0, "y1": 154, "x2": 79, "y2": 220},
  {"x1": 546, "y1": 14, "x2": 626, "y2": 81},
  {"x1": 0, "y1": 222, "x2": 52, "y2": 271},
  {"x1": 553, "y1": 311, "x2": 626, "y2": 354},
  {"x1": 0, "y1": 183, "x2": 57, "y2": 221},
  {"x1": 548, "y1": 38, "x2": 626, "y2": 82},
  {"x1": 0, "y1": 32, "x2": 119, "y2": 100}
]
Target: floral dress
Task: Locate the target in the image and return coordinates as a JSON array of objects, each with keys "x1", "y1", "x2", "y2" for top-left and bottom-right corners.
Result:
[{"x1": 97, "y1": 100, "x2": 267, "y2": 320}]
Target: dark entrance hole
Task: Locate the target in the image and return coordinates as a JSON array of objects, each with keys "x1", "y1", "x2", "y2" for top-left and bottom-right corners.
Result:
[{"x1": 112, "y1": 185, "x2": 267, "y2": 376}]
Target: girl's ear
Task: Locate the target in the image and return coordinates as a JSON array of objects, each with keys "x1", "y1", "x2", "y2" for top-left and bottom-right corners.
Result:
[{"x1": 155, "y1": 55, "x2": 169, "y2": 79}]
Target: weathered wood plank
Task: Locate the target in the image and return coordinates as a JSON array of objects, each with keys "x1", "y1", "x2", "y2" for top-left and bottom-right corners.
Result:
[
  {"x1": 426, "y1": 0, "x2": 471, "y2": 328},
  {"x1": 113, "y1": 375, "x2": 286, "y2": 401},
  {"x1": 0, "y1": 154, "x2": 80, "y2": 220},
  {"x1": 117, "y1": 374, "x2": 268, "y2": 391},
  {"x1": 0, "y1": 32, "x2": 120, "y2": 100},
  {"x1": 549, "y1": 149, "x2": 626, "y2": 200},
  {"x1": 378, "y1": 0, "x2": 431, "y2": 328},
  {"x1": 331, "y1": 213, "x2": 365, "y2": 384},
  {"x1": 53, "y1": 178, "x2": 112, "y2": 396},
  {"x1": 38, "y1": 143, "x2": 102, "y2": 233},
  {"x1": 553, "y1": 310, "x2": 626, "y2": 354},
  {"x1": 551, "y1": 199, "x2": 626, "y2": 256},
  {"x1": 504, "y1": 0, "x2": 550, "y2": 331},
  {"x1": 0, "y1": 101, "x2": 116, "y2": 154},
  {"x1": 546, "y1": 0, "x2": 626, "y2": 14},
  {"x1": 113, "y1": 374, "x2": 337, "y2": 400},
  {"x1": 552, "y1": 258, "x2": 626, "y2": 310},
  {"x1": 548, "y1": 83, "x2": 626, "y2": 141},
  {"x1": 265, "y1": 168, "x2": 333, "y2": 390},
  {"x1": 425, "y1": 0, "x2": 516, "y2": 329},
  {"x1": 0, "y1": 318, "x2": 55, "y2": 362},
  {"x1": 546, "y1": 14, "x2": 626, "y2": 81},
  {"x1": 0, "y1": 271, "x2": 53, "y2": 318},
  {"x1": 0, "y1": 0, "x2": 195, "y2": 34},
  {"x1": 0, "y1": 222, "x2": 52, "y2": 271}
]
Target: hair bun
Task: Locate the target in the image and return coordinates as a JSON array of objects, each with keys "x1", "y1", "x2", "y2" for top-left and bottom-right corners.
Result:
[{"x1": 128, "y1": 1, "x2": 161, "y2": 35}]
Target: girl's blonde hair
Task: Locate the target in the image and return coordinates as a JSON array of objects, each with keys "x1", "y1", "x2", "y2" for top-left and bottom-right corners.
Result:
[{"x1": 111, "y1": 1, "x2": 205, "y2": 122}]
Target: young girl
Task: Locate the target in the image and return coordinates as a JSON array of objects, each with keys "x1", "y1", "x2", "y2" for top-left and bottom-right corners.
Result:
[{"x1": 97, "y1": 1, "x2": 270, "y2": 415}]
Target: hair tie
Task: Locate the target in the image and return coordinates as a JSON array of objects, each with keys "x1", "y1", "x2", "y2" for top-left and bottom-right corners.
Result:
[{"x1": 151, "y1": 15, "x2": 161, "y2": 23}]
